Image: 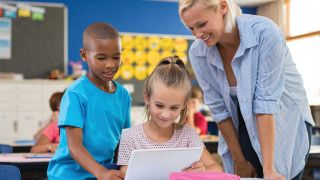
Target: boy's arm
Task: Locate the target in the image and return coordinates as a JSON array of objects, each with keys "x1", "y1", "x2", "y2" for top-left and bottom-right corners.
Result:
[{"x1": 66, "y1": 126, "x2": 125, "y2": 179}]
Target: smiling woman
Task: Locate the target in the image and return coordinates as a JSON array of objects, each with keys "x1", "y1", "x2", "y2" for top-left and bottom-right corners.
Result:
[{"x1": 178, "y1": 0, "x2": 314, "y2": 179}]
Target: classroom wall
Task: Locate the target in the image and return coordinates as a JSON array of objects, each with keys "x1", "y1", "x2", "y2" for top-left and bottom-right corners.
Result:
[{"x1": 17, "y1": 0, "x2": 257, "y2": 74}]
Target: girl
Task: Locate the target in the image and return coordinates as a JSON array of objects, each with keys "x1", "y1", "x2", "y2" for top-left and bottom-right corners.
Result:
[
  {"x1": 117, "y1": 56, "x2": 223, "y2": 173},
  {"x1": 31, "y1": 91, "x2": 64, "y2": 153}
]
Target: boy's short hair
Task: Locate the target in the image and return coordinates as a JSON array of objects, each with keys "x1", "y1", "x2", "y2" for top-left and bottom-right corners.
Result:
[
  {"x1": 83, "y1": 22, "x2": 119, "y2": 50},
  {"x1": 49, "y1": 91, "x2": 64, "y2": 111}
]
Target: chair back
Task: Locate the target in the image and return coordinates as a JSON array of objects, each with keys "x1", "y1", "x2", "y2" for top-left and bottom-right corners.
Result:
[
  {"x1": 0, "y1": 165, "x2": 21, "y2": 180},
  {"x1": 311, "y1": 135, "x2": 320, "y2": 145},
  {"x1": 0, "y1": 144, "x2": 12, "y2": 153}
]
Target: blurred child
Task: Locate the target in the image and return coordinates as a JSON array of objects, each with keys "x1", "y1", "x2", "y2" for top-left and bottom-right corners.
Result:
[
  {"x1": 117, "y1": 56, "x2": 223, "y2": 173},
  {"x1": 186, "y1": 86, "x2": 208, "y2": 135},
  {"x1": 47, "y1": 22, "x2": 131, "y2": 179},
  {"x1": 31, "y1": 91, "x2": 64, "y2": 153}
]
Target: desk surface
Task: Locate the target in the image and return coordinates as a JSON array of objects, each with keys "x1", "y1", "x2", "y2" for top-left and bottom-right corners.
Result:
[
  {"x1": 0, "y1": 153, "x2": 51, "y2": 179},
  {"x1": 310, "y1": 145, "x2": 320, "y2": 154},
  {"x1": 0, "y1": 153, "x2": 52, "y2": 163}
]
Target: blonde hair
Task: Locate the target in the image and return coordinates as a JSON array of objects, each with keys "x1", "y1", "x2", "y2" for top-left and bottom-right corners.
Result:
[
  {"x1": 179, "y1": 0, "x2": 242, "y2": 33},
  {"x1": 144, "y1": 56, "x2": 192, "y2": 128}
]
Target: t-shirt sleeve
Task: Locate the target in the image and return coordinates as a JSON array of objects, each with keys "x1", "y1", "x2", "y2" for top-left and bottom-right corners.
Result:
[
  {"x1": 117, "y1": 128, "x2": 135, "y2": 165},
  {"x1": 58, "y1": 90, "x2": 85, "y2": 128}
]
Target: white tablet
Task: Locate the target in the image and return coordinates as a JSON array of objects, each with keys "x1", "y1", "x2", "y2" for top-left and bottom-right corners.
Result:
[{"x1": 124, "y1": 147, "x2": 203, "y2": 180}]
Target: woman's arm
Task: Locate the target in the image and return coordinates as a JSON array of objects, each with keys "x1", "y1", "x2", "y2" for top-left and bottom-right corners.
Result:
[
  {"x1": 66, "y1": 126, "x2": 124, "y2": 180},
  {"x1": 256, "y1": 114, "x2": 284, "y2": 180},
  {"x1": 217, "y1": 118, "x2": 256, "y2": 177},
  {"x1": 30, "y1": 135, "x2": 58, "y2": 153}
]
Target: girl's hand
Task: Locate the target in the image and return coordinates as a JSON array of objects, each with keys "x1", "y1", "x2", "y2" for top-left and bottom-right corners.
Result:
[
  {"x1": 47, "y1": 143, "x2": 59, "y2": 153},
  {"x1": 97, "y1": 169, "x2": 125, "y2": 180},
  {"x1": 234, "y1": 160, "x2": 257, "y2": 177},
  {"x1": 263, "y1": 169, "x2": 285, "y2": 180},
  {"x1": 183, "y1": 161, "x2": 205, "y2": 172}
]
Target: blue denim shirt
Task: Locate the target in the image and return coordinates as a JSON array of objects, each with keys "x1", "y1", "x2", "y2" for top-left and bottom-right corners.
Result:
[{"x1": 189, "y1": 14, "x2": 314, "y2": 179}]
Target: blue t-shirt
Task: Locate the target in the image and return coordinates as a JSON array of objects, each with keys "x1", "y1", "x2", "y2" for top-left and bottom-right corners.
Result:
[{"x1": 47, "y1": 76, "x2": 131, "y2": 179}]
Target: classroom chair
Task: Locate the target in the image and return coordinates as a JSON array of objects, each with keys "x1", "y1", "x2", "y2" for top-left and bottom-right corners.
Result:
[
  {"x1": 0, "y1": 165, "x2": 21, "y2": 180},
  {"x1": 311, "y1": 135, "x2": 320, "y2": 180},
  {"x1": 0, "y1": 144, "x2": 12, "y2": 153}
]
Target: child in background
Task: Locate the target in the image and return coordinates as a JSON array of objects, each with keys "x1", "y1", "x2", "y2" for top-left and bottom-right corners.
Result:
[
  {"x1": 117, "y1": 56, "x2": 223, "y2": 173},
  {"x1": 31, "y1": 91, "x2": 64, "y2": 153},
  {"x1": 33, "y1": 92, "x2": 62, "y2": 142},
  {"x1": 47, "y1": 22, "x2": 131, "y2": 180},
  {"x1": 186, "y1": 86, "x2": 208, "y2": 135}
]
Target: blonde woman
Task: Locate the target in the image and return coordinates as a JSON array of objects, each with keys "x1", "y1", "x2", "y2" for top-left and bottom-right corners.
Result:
[{"x1": 179, "y1": 0, "x2": 314, "y2": 179}]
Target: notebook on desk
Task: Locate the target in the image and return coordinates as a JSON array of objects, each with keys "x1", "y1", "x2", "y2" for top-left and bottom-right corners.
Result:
[{"x1": 124, "y1": 147, "x2": 203, "y2": 180}]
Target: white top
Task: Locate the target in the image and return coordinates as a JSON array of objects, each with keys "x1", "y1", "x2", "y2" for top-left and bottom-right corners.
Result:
[{"x1": 117, "y1": 124, "x2": 204, "y2": 165}]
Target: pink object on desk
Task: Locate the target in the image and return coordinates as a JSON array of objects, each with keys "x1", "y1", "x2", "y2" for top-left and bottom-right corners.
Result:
[
  {"x1": 169, "y1": 172, "x2": 240, "y2": 180},
  {"x1": 0, "y1": 153, "x2": 52, "y2": 163}
]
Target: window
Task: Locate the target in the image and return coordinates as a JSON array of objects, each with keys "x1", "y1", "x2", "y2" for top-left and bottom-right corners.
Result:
[{"x1": 286, "y1": 0, "x2": 320, "y2": 105}]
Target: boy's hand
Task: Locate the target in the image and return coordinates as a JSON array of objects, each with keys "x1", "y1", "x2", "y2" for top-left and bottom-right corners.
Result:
[
  {"x1": 97, "y1": 169, "x2": 125, "y2": 180},
  {"x1": 183, "y1": 161, "x2": 205, "y2": 172}
]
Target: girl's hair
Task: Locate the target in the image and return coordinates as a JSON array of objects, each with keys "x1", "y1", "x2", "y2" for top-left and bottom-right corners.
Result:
[
  {"x1": 49, "y1": 91, "x2": 64, "y2": 111},
  {"x1": 144, "y1": 55, "x2": 192, "y2": 128},
  {"x1": 179, "y1": 0, "x2": 242, "y2": 33}
]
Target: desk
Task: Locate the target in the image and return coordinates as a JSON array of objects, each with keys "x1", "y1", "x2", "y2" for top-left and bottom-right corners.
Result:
[
  {"x1": 0, "y1": 153, "x2": 51, "y2": 180},
  {"x1": 0, "y1": 140, "x2": 35, "y2": 153},
  {"x1": 307, "y1": 145, "x2": 320, "y2": 167}
]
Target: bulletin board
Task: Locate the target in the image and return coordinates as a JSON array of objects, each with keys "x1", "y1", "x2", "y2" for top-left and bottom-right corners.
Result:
[
  {"x1": 0, "y1": 2, "x2": 67, "y2": 79},
  {"x1": 116, "y1": 33, "x2": 195, "y2": 105}
]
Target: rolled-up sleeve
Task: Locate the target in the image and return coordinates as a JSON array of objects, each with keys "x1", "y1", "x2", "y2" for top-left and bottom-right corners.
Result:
[
  {"x1": 189, "y1": 44, "x2": 230, "y2": 123},
  {"x1": 253, "y1": 25, "x2": 285, "y2": 115}
]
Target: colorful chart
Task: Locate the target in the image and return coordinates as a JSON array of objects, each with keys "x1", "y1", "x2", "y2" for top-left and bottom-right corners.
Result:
[{"x1": 118, "y1": 34, "x2": 191, "y2": 81}]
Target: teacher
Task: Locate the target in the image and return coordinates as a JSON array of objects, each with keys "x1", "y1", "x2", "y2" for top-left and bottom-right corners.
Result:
[{"x1": 178, "y1": 0, "x2": 314, "y2": 179}]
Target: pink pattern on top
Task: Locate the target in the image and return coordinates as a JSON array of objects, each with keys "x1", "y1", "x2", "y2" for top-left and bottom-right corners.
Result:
[{"x1": 117, "y1": 124, "x2": 204, "y2": 165}]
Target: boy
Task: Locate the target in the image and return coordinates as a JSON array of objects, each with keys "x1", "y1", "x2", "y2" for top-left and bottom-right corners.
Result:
[{"x1": 47, "y1": 23, "x2": 131, "y2": 179}]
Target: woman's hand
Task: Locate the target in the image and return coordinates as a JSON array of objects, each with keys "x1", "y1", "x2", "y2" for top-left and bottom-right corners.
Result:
[
  {"x1": 234, "y1": 160, "x2": 257, "y2": 177},
  {"x1": 263, "y1": 168, "x2": 285, "y2": 180},
  {"x1": 183, "y1": 161, "x2": 206, "y2": 172}
]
